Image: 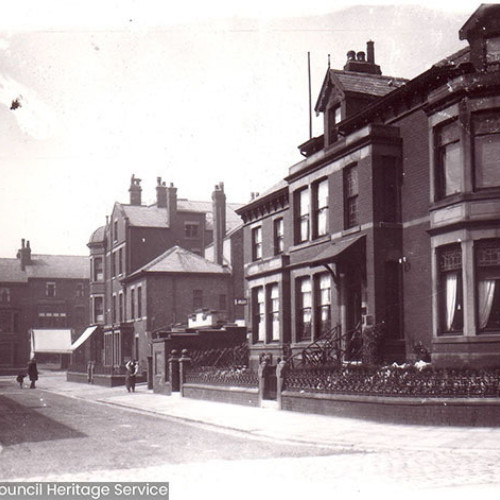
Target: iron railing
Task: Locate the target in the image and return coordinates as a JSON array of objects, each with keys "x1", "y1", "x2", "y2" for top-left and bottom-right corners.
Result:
[
  {"x1": 285, "y1": 323, "x2": 366, "y2": 369},
  {"x1": 283, "y1": 364, "x2": 500, "y2": 398}
]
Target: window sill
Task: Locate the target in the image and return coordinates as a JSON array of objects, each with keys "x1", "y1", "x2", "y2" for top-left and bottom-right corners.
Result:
[{"x1": 342, "y1": 225, "x2": 361, "y2": 237}]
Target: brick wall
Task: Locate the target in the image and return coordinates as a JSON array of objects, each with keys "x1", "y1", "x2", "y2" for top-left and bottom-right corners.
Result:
[
  {"x1": 182, "y1": 383, "x2": 259, "y2": 407},
  {"x1": 281, "y1": 391, "x2": 500, "y2": 426}
]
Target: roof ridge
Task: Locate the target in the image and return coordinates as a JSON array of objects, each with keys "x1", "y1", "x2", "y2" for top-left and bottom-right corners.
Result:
[{"x1": 332, "y1": 69, "x2": 408, "y2": 82}]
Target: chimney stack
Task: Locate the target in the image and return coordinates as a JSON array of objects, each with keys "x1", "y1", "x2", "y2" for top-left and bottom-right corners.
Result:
[
  {"x1": 156, "y1": 176, "x2": 167, "y2": 208},
  {"x1": 343, "y1": 41, "x2": 381, "y2": 75},
  {"x1": 17, "y1": 238, "x2": 32, "y2": 270},
  {"x1": 367, "y1": 40, "x2": 375, "y2": 64},
  {"x1": 212, "y1": 182, "x2": 226, "y2": 265},
  {"x1": 166, "y1": 182, "x2": 177, "y2": 226},
  {"x1": 129, "y1": 174, "x2": 142, "y2": 206}
]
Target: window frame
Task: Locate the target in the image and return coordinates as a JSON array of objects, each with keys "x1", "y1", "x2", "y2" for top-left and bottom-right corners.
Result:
[
  {"x1": 93, "y1": 257, "x2": 104, "y2": 282},
  {"x1": 46, "y1": 282, "x2": 56, "y2": 298},
  {"x1": 473, "y1": 110, "x2": 500, "y2": 191},
  {"x1": 315, "y1": 273, "x2": 331, "y2": 338},
  {"x1": 434, "y1": 120, "x2": 463, "y2": 200},
  {"x1": 251, "y1": 226, "x2": 262, "y2": 261},
  {"x1": 344, "y1": 164, "x2": 359, "y2": 229},
  {"x1": 475, "y1": 239, "x2": 500, "y2": 333},
  {"x1": 297, "y1": 277, "x2": 312, "y2": 342},
  {"x1": 267, "y1": 283, "x2": 280, "y2": 342},
  {"x1": 313, "y1": 178, "x2": 329, "y2": 239},
  {"x1": 295, "y1": 187, "x2": 310, "y2": 244},
  {"x1": 184, "y1": 222, "x2": 200, "y2": 239},
  {"x1": 273, "y1": 218, "x2": 284, "y2": 256},
  {"x1": 437, "y1": 245, "x2": 463, "y2": 335},
  {"x1": 94, "y1": 295, "x2": 104, "y2": 324}
]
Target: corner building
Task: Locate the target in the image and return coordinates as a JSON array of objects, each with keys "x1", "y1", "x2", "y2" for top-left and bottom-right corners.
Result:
[
  {"x1": 238, "y1": 4, "x2": 500, "y2": 369},
  {"x1": 86, "y1": 176, "x2": 243, "y2": 373}
]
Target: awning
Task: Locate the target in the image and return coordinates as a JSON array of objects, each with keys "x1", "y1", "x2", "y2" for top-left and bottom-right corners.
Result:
[
  {"x1": 290, "y1": 235, "x2": 365, "y2": 268},
  {"x1": 31, "y1": 329, "x2": 73, "y2": 354},
  {"x1": 70, "y1": 326, "x2": 99, "y2": 351},
  {"x1": 309, "y1": 235, "x2": 365, "y2": 267}
]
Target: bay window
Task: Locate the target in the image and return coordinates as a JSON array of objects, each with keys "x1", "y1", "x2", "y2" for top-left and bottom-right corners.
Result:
[
  {"x1": 435, "y1": 121, "x2": 462, "y2": 199},
  {"x1": 476, "y1": 239, "x2": 500, "y2": 332},
  {"x1": 486, "y1": 36, "x2": 500, "y2": 64},
  {"x1": 473, "y1": 111, "x2": 500, "y2": 190},
  {"x1": 438, "y1": 245, "x2": 463, "y2": 334},
  {"x1": 268, "y1": 284, "x2": 280, "y2": 342}
]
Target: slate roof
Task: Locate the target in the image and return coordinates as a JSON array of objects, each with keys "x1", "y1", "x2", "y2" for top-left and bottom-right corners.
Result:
[
  {"x1": 333, "y1": 70, "x2": 408, "y2": 96},
  {"x1": 89, "y1": 226, "x2": 105, "y2": 244},
  {"x1": 119, "y1": 200, "x2": 243, "y2": 233},
  {"x1": 0, "y1": 254, "x2": 89, "y2": 283},
  {"x1": 127, "y1": 245, "x2": 230, "y2": 279}
]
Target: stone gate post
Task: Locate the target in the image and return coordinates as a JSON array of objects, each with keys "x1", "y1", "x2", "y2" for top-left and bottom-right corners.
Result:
[
  {"x1": 168, "y1": 349, "x2": 180, "y2": 392},
  {"x1": 179, "y1": 349, "x2": 191, "y2": 395}
]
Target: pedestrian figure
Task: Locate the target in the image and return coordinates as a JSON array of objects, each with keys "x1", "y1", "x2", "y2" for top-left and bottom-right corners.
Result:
[
  {"x1": 125, "y1": 359, "x2": 138, "y2": 393},
  {"x1": 16, "y1": 373, "x2": 26, "y2": 388},
  {"x1": 27, "y1": 358, "x2": 38, "y2": 389}
]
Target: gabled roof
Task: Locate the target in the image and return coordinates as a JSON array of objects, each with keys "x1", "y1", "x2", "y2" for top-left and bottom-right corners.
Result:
[
  {"x1": 120, "y1": 205, "x2": 170, "y2": 228},
  {"x1": 126, "y1": 245, "x2": 230, "y2": 280},
  {"x1": 0, "y1": 254, "x2": 89, "y2": 283},
  {"x1": 459, "y1": 4, "x2": 500, "y2": 40},
  {"x1": 315, "y1": 69, "x2": 408, "y2": 113},
  {"x1": 117, "y1": 200, "x2": 243, "y2": 233}
]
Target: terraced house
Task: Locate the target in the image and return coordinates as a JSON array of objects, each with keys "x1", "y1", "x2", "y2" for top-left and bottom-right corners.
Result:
[
  {"x1": 238, "y1": 4, "x2": 500, "y2": 370},
  {"x1": 0, "y1": 239, "x2": 89, "y2": 373}
]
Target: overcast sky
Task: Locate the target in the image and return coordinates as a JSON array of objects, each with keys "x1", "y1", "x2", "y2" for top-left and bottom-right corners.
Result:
[{"x1": 0, "y1": 0, "x2": 478, "y2": 258}]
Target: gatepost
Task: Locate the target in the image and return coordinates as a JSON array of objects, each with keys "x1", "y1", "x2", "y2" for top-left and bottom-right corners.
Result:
[
  {"x1": 179, "y1": 349, "x2": 191, "y2": 395},
  {"x1": 276, "y1": 359, "x2": 287, "y2": 410},
  {"x1": 168, "y1": 349, "x2": 180, "y2": 392}
]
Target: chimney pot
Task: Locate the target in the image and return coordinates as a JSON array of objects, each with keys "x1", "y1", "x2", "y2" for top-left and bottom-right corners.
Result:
[
  {"x1": 356, "y1": 51, "x2": 365, "y2": 62},
  {"x1": 347, "y1": 50, "x2": 356, "y2": 61}
]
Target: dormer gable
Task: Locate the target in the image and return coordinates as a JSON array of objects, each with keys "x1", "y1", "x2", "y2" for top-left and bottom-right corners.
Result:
[
  {"x1": 459, "y1": 3, "x2": 500, "y2": 72},
  {"x1": 312, "y1": 41, "x2": 406, "y2": 150}
]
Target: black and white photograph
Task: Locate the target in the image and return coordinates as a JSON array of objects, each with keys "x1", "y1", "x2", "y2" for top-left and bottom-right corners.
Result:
[{"x1": 1, "y1": 1, "x2": 500, "y2": 498}]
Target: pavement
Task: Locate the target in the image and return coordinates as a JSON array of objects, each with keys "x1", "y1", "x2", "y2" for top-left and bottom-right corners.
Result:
[{"x1": 8, "y1": 369, "x2": 500, "y2": 454}]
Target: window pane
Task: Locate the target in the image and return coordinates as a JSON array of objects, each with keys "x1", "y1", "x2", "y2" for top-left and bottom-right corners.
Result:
[
  {"x1": 299, "y1": 189, "x2": 309, "y2": 216},
  {"x1": 486, "y1": 36, "x2": 500, "y2": 63},
  {"x1": 317, "y1": 180, "x2": 328, "y2": 208},
  {"x1": 442, "y1": 142, "x2": 462, "y2": 196},
  {"x1": 475, "y1": 135, "x2": 500, "y2": 189}
]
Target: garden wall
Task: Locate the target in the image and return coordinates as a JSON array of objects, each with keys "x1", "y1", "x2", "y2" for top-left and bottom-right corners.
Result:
[
  {"x1": 280, "y1": 390, "x2": 500, "y2": 426},
  {"x1": 182, "y1": 383, "x2": 259, "y2": 407}
]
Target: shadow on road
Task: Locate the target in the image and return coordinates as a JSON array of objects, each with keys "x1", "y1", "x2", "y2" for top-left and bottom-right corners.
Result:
[{"x1": 0, "y1": 395, "x2": 86, "y2": 446}]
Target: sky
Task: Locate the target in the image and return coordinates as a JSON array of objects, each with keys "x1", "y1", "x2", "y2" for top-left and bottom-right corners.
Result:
[{"x1": 0, "y1": 0, "x2": 480, "y2": 257}]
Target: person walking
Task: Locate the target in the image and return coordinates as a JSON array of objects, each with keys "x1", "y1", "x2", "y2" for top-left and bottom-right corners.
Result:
[
  {"x1": 125, "y1": 359, "x2": 138, "y2": 393},
  {"x1": 27, "y1": 358, "x2": 38, "y2": 389}
]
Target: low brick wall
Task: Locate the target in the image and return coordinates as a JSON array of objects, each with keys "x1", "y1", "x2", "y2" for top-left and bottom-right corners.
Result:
[
  {"x1": 182, "y1": 383, "x2": 259, "y2": 407},
  {"x1": 281, "y1": 391, "x2": 500, "y2": 427},
  {"x1": 67, "y1": 371, "x2": 127, "y2": 387}
]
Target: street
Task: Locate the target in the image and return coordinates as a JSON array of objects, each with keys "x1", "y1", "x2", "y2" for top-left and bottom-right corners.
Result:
[{"x1": 1, "y1": 376, "x2": 500, "y2": 500}]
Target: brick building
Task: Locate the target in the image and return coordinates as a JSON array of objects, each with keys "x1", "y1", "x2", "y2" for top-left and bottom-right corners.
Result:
[
  {"x1": 81, "y1": 176, "x2": 243, "y2": 374},
  {"x1": 238, "y1": 4, "x2": 500, "y2": 369},
  {"x1": 0, "y1": 239, "x2": 89, "y2": 373}
]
